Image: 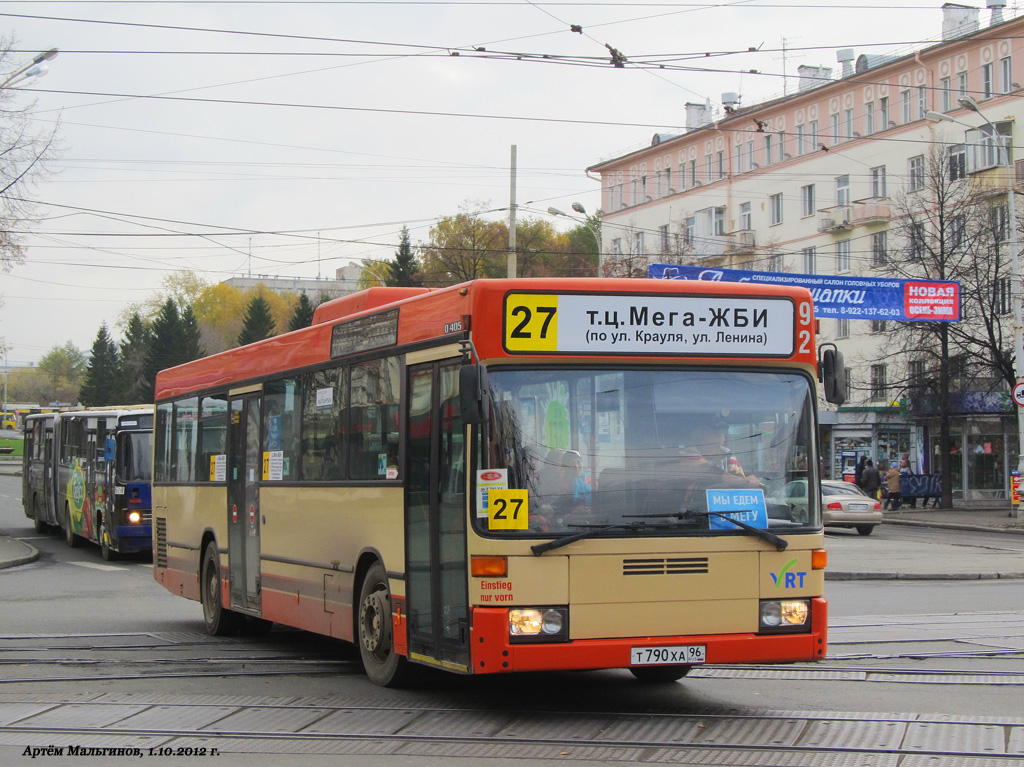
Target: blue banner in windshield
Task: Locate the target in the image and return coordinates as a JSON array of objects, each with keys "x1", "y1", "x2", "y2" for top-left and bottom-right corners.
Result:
[
  {"x1": 649, "y1": 264, "x2": 960, "y2": 322},
  {"x1": 706, "y1": 489, "x2": 769, "y2": 530}
]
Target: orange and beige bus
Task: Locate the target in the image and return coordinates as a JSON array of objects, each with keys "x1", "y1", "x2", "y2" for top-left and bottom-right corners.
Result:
[{"x1": 153, "y1": 278, "x2": 844, "y2": 686}]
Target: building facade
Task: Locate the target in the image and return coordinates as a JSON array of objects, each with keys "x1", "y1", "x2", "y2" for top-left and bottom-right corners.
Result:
[{"x1": 588, "y1": 3, "x2": 1022, "y2": 500}]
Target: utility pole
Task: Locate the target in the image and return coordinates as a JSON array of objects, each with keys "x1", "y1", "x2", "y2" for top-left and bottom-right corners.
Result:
[{"x1": 508, "y1": 145, "x2": 517, "y2": 279}]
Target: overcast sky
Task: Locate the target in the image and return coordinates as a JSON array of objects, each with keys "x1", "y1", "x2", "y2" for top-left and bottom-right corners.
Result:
[{"x1": 0, "y1": 0, "x2": 997, "y2": 364}]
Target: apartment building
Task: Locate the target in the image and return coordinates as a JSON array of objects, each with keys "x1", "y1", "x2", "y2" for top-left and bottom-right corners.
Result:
[{"x1": 588, "y1": 2, "x2": 1021, "y2": 500}]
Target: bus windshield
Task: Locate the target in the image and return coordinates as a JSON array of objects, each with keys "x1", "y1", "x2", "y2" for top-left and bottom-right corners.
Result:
[
  {"x1": 119, "y1": 431, "x2": 153, "y2": 483},
  {"x1": 477, "y1": 368, "x2": 819, "y2": 538}
]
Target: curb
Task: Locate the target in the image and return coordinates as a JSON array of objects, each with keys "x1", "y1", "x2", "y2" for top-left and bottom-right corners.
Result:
[
  {"x1": 882, "y1": 518, "x2": 1024, "y2": 535},
  {"x1": 0, "y1": 539, "x2": 39, "y2": 570},
  {"x1": 828, "y1": 570, "x2": 1024, "y2": 581}
]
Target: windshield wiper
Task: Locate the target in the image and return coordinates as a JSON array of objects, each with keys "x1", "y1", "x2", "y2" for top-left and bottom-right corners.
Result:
[
  {"x1": 682, "y1": 509, "x2": 789, "y2": 551},
  {"x1": 531, "y1": 522, "x2": 646, "y2": 556}
]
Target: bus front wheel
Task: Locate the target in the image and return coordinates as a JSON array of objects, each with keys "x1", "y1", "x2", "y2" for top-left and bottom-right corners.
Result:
[
  {"x1": 62, "y1": 505, "x2": 80, "y2": 548},
  {"x1": 357, "y1": 562, "x2": 410, "y2": 687},
  {"x1": 33, "y1": 497, "x2": 48, "y2": 534},
  {"x1": 201, "y1": 545, "x2": 244, "y2": 636},
  {"x1": 629, "y1": 665, "x2": 692, "y2": 683}
]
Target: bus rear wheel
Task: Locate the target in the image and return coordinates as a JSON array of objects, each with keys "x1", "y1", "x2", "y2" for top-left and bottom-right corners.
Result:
[
  {"x1": 629, "y1": 665, "x2": 692, "y2": 683},
  {"x1": 100, "y1": 520, "x2": 118, "y2": 562},
  {"x1": 358, "y1": 562, "x2": 411, "y2": 687},
  {"x1": 62, "y1": 505, "x2": 80, "y2": 548},
  {"x1": 201, "y1": 545, "x2": 244, "y2": 636}
]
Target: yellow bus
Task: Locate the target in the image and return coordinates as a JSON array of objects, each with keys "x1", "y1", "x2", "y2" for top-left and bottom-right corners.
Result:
[{"x1": 153, "y1": 278, "x2": 844, "y2": 686}]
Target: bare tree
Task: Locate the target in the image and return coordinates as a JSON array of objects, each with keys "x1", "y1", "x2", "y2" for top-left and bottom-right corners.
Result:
[
  {"x1": 865, "y1": 142, "x2": 1017, "y2": 507},
  {"x1": 0, "y1": 39, "x2": 60, "y2": 273}
]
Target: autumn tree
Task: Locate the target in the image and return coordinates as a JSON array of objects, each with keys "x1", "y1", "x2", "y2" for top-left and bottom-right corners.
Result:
[
  {"x1": 238, "y1": 294, "x2": 277, "y2": 346},
  {"x1": 79, "y1": 324, "x2": 122, "y2": 406},
  {"x1": 37, "y1": 342, "x2": 86, "y2": 404},
  {"x1": 419, "y1": 202, "x2": 508, "y2": 286}
]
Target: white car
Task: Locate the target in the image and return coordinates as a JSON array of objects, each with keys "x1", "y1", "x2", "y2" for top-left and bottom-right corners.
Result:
[{"x1": 821, "y1": 480, "x2": 883, "y2": 536}]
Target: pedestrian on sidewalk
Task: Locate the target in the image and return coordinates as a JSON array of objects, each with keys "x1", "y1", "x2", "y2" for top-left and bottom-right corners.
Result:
[
  {"x1": 861, "y1": 459, "x2": 881, "y2": 500},
  {"x1": 885, "y1": 461, "x2": 901, "y2": 510},
  {"x1": 855, "y1": 455, "x2": 868, "y2": 488}
]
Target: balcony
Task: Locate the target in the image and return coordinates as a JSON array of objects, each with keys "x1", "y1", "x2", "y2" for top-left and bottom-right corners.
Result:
[
  {"x1": 725, "y1": 230, "x2": 756, "y2": 254},
  {"x1": 818, "y1": 206, "x2": 852, "y2": 233},
  {"x1": 851, "y1": 202, "x2": 891, "y2": 225}
]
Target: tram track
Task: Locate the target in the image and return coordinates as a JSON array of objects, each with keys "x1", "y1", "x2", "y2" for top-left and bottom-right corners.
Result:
[{"x1": 1, "y1": 696, "x2": 1022, "y2": 762}]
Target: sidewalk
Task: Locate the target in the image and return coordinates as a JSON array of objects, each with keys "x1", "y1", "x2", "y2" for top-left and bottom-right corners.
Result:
[{"x1": 0, "y1": 535, "x2": 38, "y2": 570}]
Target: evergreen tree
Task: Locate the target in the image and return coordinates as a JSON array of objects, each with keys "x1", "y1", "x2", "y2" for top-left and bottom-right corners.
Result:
[
  {"x1": 80, "y1": 324, "x2": 121, "y2": 406},
  {"x1": 238, "y1": 295, "x2": 277, "y2": 346},
  {"x1": 181, "y1": 304, "x2": 204, "y2": 361},
  {"x1": 387, "y1": 226, "x2": 422, "y2": 287},
  {"x1": 120, "y1": 312, "x2": 152, "y2": 404},
  {"x1": 288, "y1": 293, "x2": 316, "y2": 331},
  {"x1": 143, "y1": 299, "x2": 185, "y2": 401}
]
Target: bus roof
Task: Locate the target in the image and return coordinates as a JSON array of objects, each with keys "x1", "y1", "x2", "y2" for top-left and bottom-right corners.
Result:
[{"x1": 155, "y1": 278, "x2": 816, "y2": 401}]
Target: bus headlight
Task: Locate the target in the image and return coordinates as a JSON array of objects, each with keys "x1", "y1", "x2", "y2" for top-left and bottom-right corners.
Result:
[
  {"x1": 508, "y1": 607, "x2": 569, "y2": 643},
  {"x1": 759, "y1": 599, "x2": 810, "y2": 632},
  {"x1": 127, "y1": 511, "x2": 142, "y2": 524}
]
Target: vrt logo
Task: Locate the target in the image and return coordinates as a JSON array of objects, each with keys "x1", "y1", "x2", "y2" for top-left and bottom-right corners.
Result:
[{"x1": 771, "y1": 558, "x2": 807, "y2": 589}]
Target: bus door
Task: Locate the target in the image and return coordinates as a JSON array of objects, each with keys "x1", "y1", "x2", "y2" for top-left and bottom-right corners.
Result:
[
  {"x1": 405, "y1": 361, "x2": 469, "y2": 672},
  {"x1": 43, "y1": 427, "x2": 54, "y2": 524},
  {"x1": 228, "y1": 394, "x2": 262, "y2": 613}
]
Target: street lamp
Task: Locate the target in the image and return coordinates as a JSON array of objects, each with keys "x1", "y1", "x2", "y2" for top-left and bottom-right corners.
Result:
[
  {"x1": 927, "y1": 102, "x2": 1024, "y2": 512},
  {"x1": 548, "y1": 204, "x2": 602, "y2": 276},
  {"x1": 0, "y1": 48, "x2": 59, "y2": 89}
]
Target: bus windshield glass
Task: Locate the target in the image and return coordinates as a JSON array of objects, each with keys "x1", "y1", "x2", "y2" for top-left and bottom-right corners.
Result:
[
  {"x1": 119, "y1": 431, "x2": 153, "y2": 483},
  {"x1": 477, "y1": 368, "x2": 819, "y2": 538}
]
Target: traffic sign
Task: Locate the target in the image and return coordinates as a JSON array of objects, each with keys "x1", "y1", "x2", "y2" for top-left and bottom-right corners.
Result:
[{"x1": 1014, "y1": 382, "x2": 1024, "y2": 407}]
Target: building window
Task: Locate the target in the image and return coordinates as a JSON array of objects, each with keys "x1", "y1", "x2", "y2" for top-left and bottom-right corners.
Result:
[
  {"x1": 684, "y1": 218, "x2": 695, "y2": 244},
  {"x1": 879, "y1": 98, "x2": 889, "y2": 128},
  {"x1": 966, "y1": 122, "x2": 1013, "y2": 173},
  {"x1": 740, "y1": 201, "x2": 751, "y2": 231},
  {"x1": 836, "y1": 318, "x2": 850, "y2": 339},
  {"x1": 634, "y1": 231, "x2": 645, "y2": 256},
  {"x1": 801, "y1": 184, "x2": 815, "y2": 218},
  {"x1": 713, "y1": 207, "x2": 726, "y2": 235},
  {"x1": 665, "y1": 167, "x2": 672, "y2": 193},
  {"x1": 796, "y1": 124, "x2": 805, "y2": 156},
  {"x1": 614, "y1": 185, "x2": 623, "y2": 209},
  {"x1": 689, "y1": 160, "x2": 697, "y2": 187},
  {"x1": 659, "y1": 224, "x2": 670, "y2": 253},
  {"x1": 769, "y1": 193, "x2": 783, "y2": 225},
  {"x1": 631, "y1": 177, "x2": 639, "y2": 206},
  {"x1": 808, "y1": 120, "x2": 818, "y2": 150},
  {"x1": 901, "y1": 89, "x2": 911, "y2": 124},
  {"x1": 864, "y1": 102, "x2": 874, "y2": 135},
  {"x1": 871, "y1": 230, "x2": 888, "y2": 266},
  {"x1": 844, "y1": 108, "x2": 854, "y2": 140},
  {"x1": 836, "y1": 239, "x2": 851, "y2": 272},
  {"x1": 909, "y1": 360, "x2": 926, "y2": 388},
  {"x1": 655, "y1": 170, "x2": 663, "y2": 198},
  {"x1": 917, "y1": 86, "x2": 927, "y2": 119},
  {"x1": 958, "y1": 70, "x2": 969, "y2": 97},
  {"x1": 767, "y1": 253, "x2": 783, "y2": 272},
  {"x1": 996, "y1": 277, "x2": 1012, "y2": 315},
  {"x1": 717, "y1": 150, "x2": 725, "y2": 179},
  {"x1": 836, "y1": 175, "x2": 850, "y2": 207},
  {"x1": 746, "y1": 141, "x2": 754, "y2": 171},
  {"x1": 764, "y1": 135, "x2": 773, "y2": 165},
  {"x1": 992, "y1": 203, "x2": 1010, "y2": 242},
  {"x1": 802, "y1": 246, "x2": 816, "y2": 274},
  {"x1": 949, "y1": 144, "x2": 967, "y2": 181},
  {"x1": 871, "y1": 319, "x2": 887, "y2": 333},
  {"x1": 941, "y1": 77, "x2": 952, "y2": 112},
  {"x1": 777, "y1": 131, "x2": 786, "y2": 162},
  {"x1": 982, "y1": 63, "x2": 994, "y2": 99},
  {"x1": 909, "y1": 155, "x2": 925, "y2": 191},
  {"x1": 1001, "y1": 56, "x2": 1013, "y2": 94},
  {"x1": 870, "y1": 165, "x2": 886, "y2": 198},
  {"x1": 870, "y1": 364, "x2": 887, "y2": 401},
  {"x1": 911, "y1": 221, "x2": 926, "y2": 259},
  {"x1": 705, "y1": 155, "x2": 713, "y2": 183},
  {"x1": 831, "y1": 113, "x2": 840, "y2": 145},
  {"x1": 640, "y1": 175, "x2": 647, "y2": 201}
]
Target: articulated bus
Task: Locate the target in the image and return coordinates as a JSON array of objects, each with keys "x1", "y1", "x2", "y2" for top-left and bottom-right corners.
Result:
[
  {"x1": 24, "y1": 407, "x2": 154, "y2": 559},
  {"x1": 153, "y1": 278, "x2": 844, "y2": 686}
]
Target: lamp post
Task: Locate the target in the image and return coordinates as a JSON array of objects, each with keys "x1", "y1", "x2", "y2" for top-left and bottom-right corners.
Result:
[
  {"x1": 928, "y1": 102, "x2": 1024, "y2": 514},
  {"x1": 548, "y1": 204, "x2": 602, "y2": 277},
  {"x1": 0, "y1": 48, "x2": 58, "y2": 89}
]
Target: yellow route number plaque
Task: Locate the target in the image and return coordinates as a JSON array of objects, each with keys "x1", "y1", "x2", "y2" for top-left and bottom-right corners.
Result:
[
  {"x1": 505, "y1": 294, "x2": 559, "y2": 353},
  {"x1": 487, "y1": 489, "x2": 529, "y2": 530}
]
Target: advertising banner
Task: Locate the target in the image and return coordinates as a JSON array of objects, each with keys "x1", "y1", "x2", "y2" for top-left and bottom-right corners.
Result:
[{"x1": 649, "y1": 264, "x2": 960, "y2": 322}]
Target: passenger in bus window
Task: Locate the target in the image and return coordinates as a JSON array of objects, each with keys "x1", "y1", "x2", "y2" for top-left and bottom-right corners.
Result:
[{"x1": 559, "y1": 450, "x2": 591, "y2": 509}]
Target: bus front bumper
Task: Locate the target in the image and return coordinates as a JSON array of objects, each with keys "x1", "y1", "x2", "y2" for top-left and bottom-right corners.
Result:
[{"x1": 469, "y1": 597, "x2": 827, "y2": 674}]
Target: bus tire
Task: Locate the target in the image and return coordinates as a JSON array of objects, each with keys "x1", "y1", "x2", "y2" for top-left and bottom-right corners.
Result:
[
  {"x1": 629, "y1": 665, "x2": 692, "y2": 683},
  {"x1": 62, "y1": 505, "x2": 80, "y2": 548},
  {"x1": 201, "y1": 545, "x2": 244, "y2": 637},
  {"x1": 33, "y1": 497, "x2": 48, "y2": 534},
  {"x1": 100, "y1": 520, "x2": 118, "y2": 562},
  {"x1": 357, "y1": 562, "x2": 410, "y2": 687}
]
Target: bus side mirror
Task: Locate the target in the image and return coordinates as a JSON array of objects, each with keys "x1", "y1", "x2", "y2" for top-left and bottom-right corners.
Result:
[
  {"x1": 819, "y1": 346, "x2": 846, "y2": 405},
  {"x1": 104, "y1": 437, "x2": 116, "y2": 463},
  {"x1": 459, "y1": 364, "x2": 490, "y2": 426}
]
